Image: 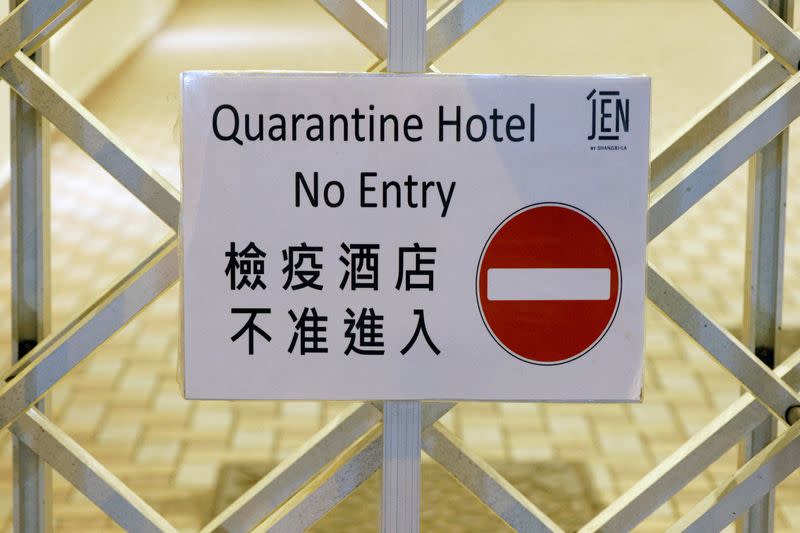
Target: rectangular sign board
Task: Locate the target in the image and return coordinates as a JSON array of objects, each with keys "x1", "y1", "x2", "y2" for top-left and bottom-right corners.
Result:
[{"x1": 180, "y1": 72, "x2": 649, "y2": 401}]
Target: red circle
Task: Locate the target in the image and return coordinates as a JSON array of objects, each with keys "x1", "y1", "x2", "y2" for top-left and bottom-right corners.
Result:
[{"x1": 477, "y1": 204, "x2": 620, "y2": 365}]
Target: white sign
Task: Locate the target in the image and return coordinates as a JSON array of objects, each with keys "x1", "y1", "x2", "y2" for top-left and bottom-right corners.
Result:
[{"x1": 180, "y1": 72, "x2": 649, "y2": 401}]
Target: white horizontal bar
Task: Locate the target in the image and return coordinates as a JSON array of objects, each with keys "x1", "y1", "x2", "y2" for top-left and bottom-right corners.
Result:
[{"x1": 488, "y1": 268, "x2": 610, "y2": 301}]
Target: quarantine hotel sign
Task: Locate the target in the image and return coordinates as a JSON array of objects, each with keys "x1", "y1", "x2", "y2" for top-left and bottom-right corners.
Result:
[{"x1": 180, "y1": 72, "x2": 649, "y2": 401}]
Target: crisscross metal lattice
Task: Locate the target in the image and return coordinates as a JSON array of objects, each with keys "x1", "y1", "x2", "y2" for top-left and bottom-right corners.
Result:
[{"x1": 3, "y1": 0, "x2": 800, "y2": 532}]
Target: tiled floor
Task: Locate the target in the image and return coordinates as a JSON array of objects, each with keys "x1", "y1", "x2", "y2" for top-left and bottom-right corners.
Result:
[{"x1": 2, "y1": 0, "x2": 800, "y2": 531}]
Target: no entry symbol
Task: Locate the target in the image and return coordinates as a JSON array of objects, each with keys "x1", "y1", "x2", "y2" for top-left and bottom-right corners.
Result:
[{"x1": 477, "y1": 203, "x2": 621, "y2": 365}]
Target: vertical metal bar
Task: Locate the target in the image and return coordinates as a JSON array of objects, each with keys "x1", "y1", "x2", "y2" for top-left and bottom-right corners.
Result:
[
  {"x1": 739, "y1": 2, "x2": 792, "y2": 532},
  {"x1": 10, "y1": 6, "x2": 51, "y2": 530},
  {"x1": 381, "y1": 401, "x2": 421, "y2": 533},
  {"x1": 387, "y1": 0, "x2": 426, "y2": 72},
  {"x1": 382, "y1": 5, "x2": 425, "y2": 531}
]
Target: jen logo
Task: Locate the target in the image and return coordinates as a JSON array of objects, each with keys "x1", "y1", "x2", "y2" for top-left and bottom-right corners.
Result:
[{"x1": 587, "y1": 89, "x2": 629, "y2": 141}]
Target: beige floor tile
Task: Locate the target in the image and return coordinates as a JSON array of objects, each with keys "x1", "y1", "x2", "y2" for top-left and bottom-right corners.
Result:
[
  {"x1": 58, "y1": 404, "x2": 105, "y2": 434},
  {"x1": 231, "y1": 428, "x2": 275, "y2": 451},
  {"x1": 136, "y1": 441, "x2": 181, "y2": 465},
  {"x1": 174, "y1": 461, "x2": 218, "y2": 490},
  {"x1": 547, "y1": 414, "x2": 591, "y2": 438},
  {"x1": 191, "y1": 407, "x2": 234, "y2": 432},
  {"x1": 507, "y1": 435, "x2": 554, "y2": 462},
  {"x1": 97, "y1": 420, "x2": 143, "y2": 444}
]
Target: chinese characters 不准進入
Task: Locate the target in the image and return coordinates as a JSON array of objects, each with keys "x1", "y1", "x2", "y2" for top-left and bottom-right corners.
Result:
[
  {"x1": 229, "y1": 307, "x2": 439, "y2": 357},
  {"x1": 224, "y1": 241, "x2": 440, "y2": 357}
]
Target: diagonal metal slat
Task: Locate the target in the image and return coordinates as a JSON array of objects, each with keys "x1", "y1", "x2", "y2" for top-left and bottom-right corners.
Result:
[
  {"x1": 202, "y1": 402, "x2": 383, "y2": 533},
  {"x1": 423, "y1": 423, "x2": 565, "y2": 533},
  {"x1": 3, "y1": 2, "x2": 796, "y2": 528},
  {"x1": 667, "y1": 419, "x2": 800, "y2": 532},
  {"x1": 205, "y1": 402, "x2": 454, "y2": 532},
  {"x1": 426, "y1": 0, "x2": 502, "y2": 65},
  {"x1": 0, "y1": 0, "x2": 76, "y2": 65},
  {"x1": 714, "y1": 0, "x2": 800, "y2": 72},
  {"x1": 11, "y1": 408, "x2": 177, "y2": 532},
  {"x1": 260, "y1": 23, "x2": 800, "y2": 532},
  {"x1": 0, "y1": 236, "x2": 178, "y2": 432},
  {"x1": 321, "y1": 0, "x2": 505, "y2": 71},
  {"x1": 1, "y1": 52, "x2": 180, "y2": 230},
  {"x1": 580, "y1": 348, "x2": 800, "y2": 532},
  {"x1": 254, "y1": 426, "x2": 384, "y2": 533},
  {"x1": 315, "y1": 0, "x2": 387, "y2": 59},
  {"x1": 253, "y1": 406, "x2": 454, "y2": 532},
  {"x1": 427, "y1": 0, "x2": 460, "y2": 21},
  {"x1": 647, "y1": 265, "x2": 800, "y2": 422},
  {"x1": 649, "y1": 54, "x2": 787, "y2": 191},
  {"x1": 21, "y1": 0, "x2": 92, "y2": 55},
  {"x1": 648, "y1": 68, "x2": 800, "y2": 242}
]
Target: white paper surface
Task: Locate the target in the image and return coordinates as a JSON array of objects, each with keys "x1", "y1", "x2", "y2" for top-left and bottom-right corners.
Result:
[{"x1": 180, "y1": 72, "x2": 649, "y2": 401}]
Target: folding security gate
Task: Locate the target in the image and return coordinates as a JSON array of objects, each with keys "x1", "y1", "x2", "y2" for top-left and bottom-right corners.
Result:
[{"x1": 3, "y1": 0, "x2": 800, "y2": 531}]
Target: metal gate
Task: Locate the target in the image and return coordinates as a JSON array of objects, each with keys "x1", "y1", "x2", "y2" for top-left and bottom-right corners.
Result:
[{"x1": 3, "y1": 0, "x2": 800, "y2": 531}]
